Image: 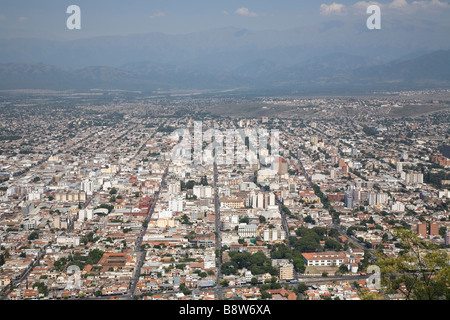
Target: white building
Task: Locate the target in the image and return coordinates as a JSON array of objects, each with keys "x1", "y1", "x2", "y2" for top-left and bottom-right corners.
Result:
[
  {"x1": 193, "y1": 185, "x2": 212, "y2": 199},
  {"x1": 169, "y1": 198, "x2": 183, "y2": 212},
  {"x1": 263, "y1": 228, "x2": 286, "y2": 242},
  {"x1": 238, "y1": 224, "x2": 258, "y2": 238},
  {"x1": 81, "y1": 179, "x2": 94, "y2": 196},
  {"x1": 78, "y1": 208, "x2": 93, "y2": 220}
]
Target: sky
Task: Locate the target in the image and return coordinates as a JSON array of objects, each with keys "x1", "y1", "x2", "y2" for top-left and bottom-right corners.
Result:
[{"x1": 0, "y1": 0, "x2": 449, "y2": 40}]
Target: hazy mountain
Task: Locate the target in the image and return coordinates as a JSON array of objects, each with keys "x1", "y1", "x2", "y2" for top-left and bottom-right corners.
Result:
[
  {"x1": 0, "y1": 27, "x2": 419, "y2": 69},
  {"x1": 350, "y1": 49, "x2": 450, "y2": 91},
  {"x1": 0, "y1": 49, "x2": 449, "y2": 94}
]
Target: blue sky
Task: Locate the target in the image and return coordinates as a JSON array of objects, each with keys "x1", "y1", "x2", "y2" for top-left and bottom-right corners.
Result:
[{"x1": 0, "y1": 0, "x2": 449, "y2": 41}]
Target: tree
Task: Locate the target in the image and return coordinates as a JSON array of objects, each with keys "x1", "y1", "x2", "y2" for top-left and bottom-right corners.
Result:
[
  {"x1": 239, "y1": 216, "x2": 250, "y2": 224},
  {"x1": 296, "y1": 283, "x2": 308, "y2": 294},
  {"x1": 338, "y1": 264, "x2": 349, "y2": 274},
  {"x1": 251, "y1": 277, "x2": 258, "y2": 285},
  {"x1": 293, "y1": 255, "x2": 306, "y2": 273},
  {"x1": 303, "y1": 215, "x2": 315, "y2": 224},
  {"x1": 377, "y1": 229, "x2": 450, "y2": 300},
  {"x1": 439, "y1": 226, "x2": 447, "y2": 238},
  {"x1": 181, "y1": 214, "x2": 191, "y2": 225},
  {"x1": 220, "y1": 279, "x2": 229, "y2": 287},
  {"x1": 27, "y1": 231, "x2": 39, "y2": 240},
  {"x1": 261, "y1": 291, "x2": 272, "y2": 300}
]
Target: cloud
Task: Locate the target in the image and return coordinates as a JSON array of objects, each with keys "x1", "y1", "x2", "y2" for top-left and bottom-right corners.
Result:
[
  {"x1": 388, "y1": 0, "x2": 408, "y2": 8},
  {"x1": 17, "y1": 16, "x2": 27, "y2": 22},
  {"x1": 320, "y1": 3, "x2": 346, "y2": 15},
  {"x1": 353, "y1": 1, "x2": 381, "y2": 11},
  {"x1": 149, "y1": 12, "x2": 165, "y2": 19},
  {"x1": 351, "y1": 0, "x2": 449, "y2": 14},
  {"x1": 235, "y1": 8, "x2": 259, "y2": 17},
  {"x1": 222, "y1": 10, "x2": 230, "y2": 15},
  {"x1": 412, "y1": 0, "x2": 449, "y2": 8}
]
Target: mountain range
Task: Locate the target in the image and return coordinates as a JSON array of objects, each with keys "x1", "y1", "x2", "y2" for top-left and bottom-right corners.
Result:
[{"x1": 0, "y1": 28, "x2": 449, "y2": 94}]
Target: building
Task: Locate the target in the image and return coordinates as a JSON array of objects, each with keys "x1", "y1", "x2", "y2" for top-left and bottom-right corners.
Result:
[
  {"x1": 21, "y1": 202, "x2": 34, "y2": 216},
  {"x1": 81, "y1": 179, "x2": 94, "y2": 196},
  {"x1": 279, "y1": 263, "x2": 294, "y2": 280},
  {"x1": 263, "y1": 228, "x2": 286, "y2": 242},
  {"x1": 238, "y1": 224, "x2": 258, "y2": 238},
  {"x1": 221, "y1": 197, "x2": 245, "y2": 209},
  {"x1": 429, "y1": 222, "x2": 440, "y2": 236},
  {"x1": 169, "y1": 198, "x2": 183, "y2": 212},
  {"x1": 344, "y1": 191, "x2": 353, "y2": 209},
  {"x1": 168, "y1": 182, "x2": 181, "y2": 194},
  {"x1": 301, "y1": 251, "x2": 346, "y2": 267},
  {"x1": 445, "y1": 231, "x2": 450, "y2": 246},
  {"x1": 193, "y1": 185, "x2": 212, "y2": 199},
  {"x1": 402, "y1": 172, "x2": 424, "y2": 185},
  {"x1": 417, "y1": 222, "x2": 427, "y2": 237},
  {"x1": 54, "y1": 191, "x2": 86, "y2": 202}
]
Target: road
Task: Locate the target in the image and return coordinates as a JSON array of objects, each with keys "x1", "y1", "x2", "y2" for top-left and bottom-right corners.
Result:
[
  {"x1": 1, "y1": 244, "x2": 49, "y2": 300},
  {"x1": 115, "y1": 273, "x2": 369, "y2": 300},
  {"x1": 213, "y1": 160, "x2": 224, "y2": 299},
  {"x1": 128, "y1": 164, "x2": 169, "y2": 299},
  {"x1": 297, "y1": 156, "x2": 375, "y2": 258}
]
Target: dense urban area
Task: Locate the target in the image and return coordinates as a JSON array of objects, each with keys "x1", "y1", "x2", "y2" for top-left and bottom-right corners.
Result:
[{"x1": 0, "y1": 89, "x2": 449, "y2": 301}]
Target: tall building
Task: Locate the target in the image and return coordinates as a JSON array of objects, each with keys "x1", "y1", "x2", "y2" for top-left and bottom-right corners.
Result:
[
  {"x1": 330, "y1": 168, "x2": 336, "y2": 180},
  {"x1": 278, "y1": 157, "x2": 288, "y2": 175},
  {"x1": 396, "y1": 161, "x2": 403, "y2": 173},
  {"x1": 169, "y1": 198, "x2": 183, "y2": 212},
  {"x1": 193, "y1": 185, "x2": 212, "y2": 199},
  {"x1": 81, "y1": 179, "x2": 94, "y2": 196},
  {"x1": 279, "y1": 263, "x2": 294, "y2": 280},
  {"x1": 403, "y1": 172, "x2": 424, "y2": 185},
  {"x1": 367, "y1": 192, "x2": 377, "y2": 205},
  {"x1": 430, "y1": 222, "x2": 440, "y2": 236},
  {"x1": 376, "y1": 192, "x2": 388, "y2": 205},
  {"x1": 344, "y1": 191, "x2": 353, "y2": 209},
  {"x1": 310, "y1": 135, "x2": 319, "y2": 145},
  {"x1": 445, "y1": 231, "x2": 450, "y2": 245},
  {"x1": 21, "y1": 202, "x2": 34, "y2": 216},
  {"x1": 417, "y1": 223, "x2": 427, "y2": 237},
  {"x1": 168, "y1": 182, "x2": 181, "y2": 194}
]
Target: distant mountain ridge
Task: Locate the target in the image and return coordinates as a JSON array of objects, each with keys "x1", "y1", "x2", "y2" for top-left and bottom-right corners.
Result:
[{"x1": 0, "y1": 49, "x2": 449, "y2": 94}]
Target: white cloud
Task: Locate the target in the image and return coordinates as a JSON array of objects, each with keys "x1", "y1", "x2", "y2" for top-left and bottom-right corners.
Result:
[
  {"x1": 17, "y1": 16, "x2": 27, "y2": 22},
  {"x1": 235, "y1": 7, "x2": 259, "y2": 17},
  {"x1": 320, "y1": 3, "x2": 346, "y2": 15},
  {"x1": 389, "y1": 0, "x2": 409, "y2": 8},
  {"x1": 412, "y1": 0, "x2": 449, "y2": 8},
  {"x1": 351, "y1": 0, "x2": 449, "y2": 14},
  {"x1": 222, "y1": 10, "x2": 230, "y2": 15},
  {"x1": 149, "y1": 12, "x2": 165, "y2": 19}
]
